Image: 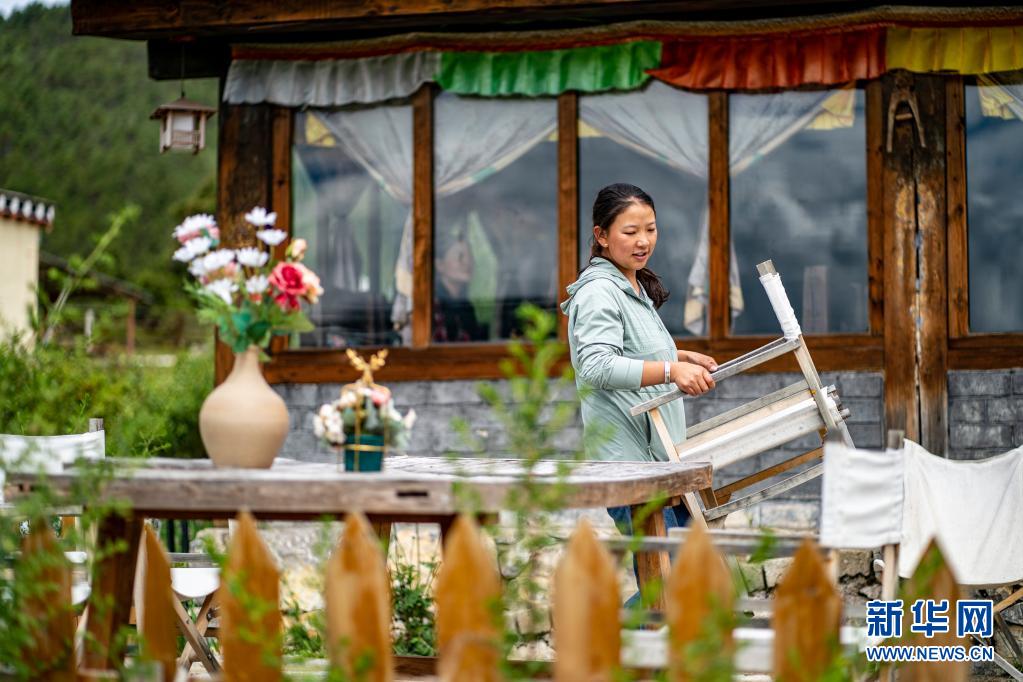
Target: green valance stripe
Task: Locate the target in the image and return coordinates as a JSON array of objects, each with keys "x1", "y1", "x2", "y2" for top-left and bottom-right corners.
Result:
[{"x1": 436, "y1": 41, "x2": 662, "y2": 96}]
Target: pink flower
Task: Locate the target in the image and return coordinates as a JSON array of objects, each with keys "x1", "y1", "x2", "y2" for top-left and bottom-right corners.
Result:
[
  {"x1": 287, "y1": 238, "x2": 308, "y2": 261},
  {"x1": 273, "y1": 292, "x2": 300, "y2": 311},
  {"x1": 369, "y1": 389, "x2": 390, "y2": 407},
  {"x1": 294, "y1": 263, "x2": 323, "y2": 304},
  {"x1": 269, "y1": 262, "x2": 306, "y2": 297}
]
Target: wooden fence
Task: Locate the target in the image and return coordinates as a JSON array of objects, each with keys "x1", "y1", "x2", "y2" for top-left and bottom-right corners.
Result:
[{"x1": 16, "y1": 512, "x2": 971, "y2": 681}]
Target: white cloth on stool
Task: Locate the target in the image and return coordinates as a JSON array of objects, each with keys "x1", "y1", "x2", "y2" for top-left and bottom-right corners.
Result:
[
  {"x1": 820, "y1": 441, "x2": 904, "y2": 549},
  {"x1": 899, "y1": 440, "x2": 1023, "y2": 585}
]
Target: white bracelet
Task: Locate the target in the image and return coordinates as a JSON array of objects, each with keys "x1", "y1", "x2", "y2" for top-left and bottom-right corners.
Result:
[{"x1": 664, "y1": 361, "x2": 671, "y2": 385}]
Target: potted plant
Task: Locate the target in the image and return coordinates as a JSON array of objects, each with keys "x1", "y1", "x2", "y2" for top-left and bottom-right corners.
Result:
[
  {"x1": 171, "y1": 208, "x2": 322, "y2": 468},
  {"x1": 313, "y1": 350, "x2": 416, "y2": 471}
]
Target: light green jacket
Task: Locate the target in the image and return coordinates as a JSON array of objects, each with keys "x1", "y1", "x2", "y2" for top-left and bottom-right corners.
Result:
[{"x1": 560, "y1": 257, "x2": 686, "y2": 462}]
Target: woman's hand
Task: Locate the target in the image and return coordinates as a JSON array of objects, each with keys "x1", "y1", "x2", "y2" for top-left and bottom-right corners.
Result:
[
  {"x1": 671, "y1": 362, "x2": 715, "y2": 396},
  {"x1": 678, "y1": 349, "x2": 718, "y2": 372}
]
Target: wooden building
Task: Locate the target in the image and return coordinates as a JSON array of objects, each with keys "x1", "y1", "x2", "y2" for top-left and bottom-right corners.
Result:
[{"x1": 70, "y1": 2, "x2": 1023, "y2": 497}]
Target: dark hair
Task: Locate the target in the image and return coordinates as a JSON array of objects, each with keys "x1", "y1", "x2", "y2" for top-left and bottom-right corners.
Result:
[{"x1": 589, "y1": 183, "x2": 670, "y2": 309}]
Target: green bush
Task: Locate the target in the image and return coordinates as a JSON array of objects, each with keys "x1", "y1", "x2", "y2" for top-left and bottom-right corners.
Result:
[{"x1": 0, "y1": 338, "x2": 211, "y2": 459}]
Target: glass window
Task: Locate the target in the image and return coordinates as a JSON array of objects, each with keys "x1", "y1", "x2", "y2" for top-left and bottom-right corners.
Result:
[
  {"x1": 433, "y1": 94, "x2": 558, "y2": 342},
  {"x1": 578, "y1": 84, "x2": 709, "y2": 337},
  {"x1": 291, "y1": 107, "x2": 412, "y2": 348},
  {"x1": 729, "y1": 88, "x2": 869, "y2": 335},
  {"x1": 965, "y1": 78, "x2": 1023, "y2": 332}
]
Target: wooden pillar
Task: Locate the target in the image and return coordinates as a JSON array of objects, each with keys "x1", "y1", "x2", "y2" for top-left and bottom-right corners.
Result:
[
  {"x1": 557, "y1": 92, "x2": 579, "y2": 341},
  {"x1": 215, "y1": 101, "x2": 273, "y2": 385},
  {"x1": 915, "y1": 76, "x2": 949, "y2": 456},
  {"x1": 708, "y1": 92, "x2": 730, "y2": 339},
  {"x1": 881, "y1": 72, "x2": 949, "y2": 454}
]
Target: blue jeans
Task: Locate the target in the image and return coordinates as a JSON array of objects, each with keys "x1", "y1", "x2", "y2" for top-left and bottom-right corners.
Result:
[{"x1": 607, "y1": 502, "x2": 692, "y2": 608}]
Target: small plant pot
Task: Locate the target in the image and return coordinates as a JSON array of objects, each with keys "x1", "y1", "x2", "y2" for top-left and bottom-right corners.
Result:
[{"x1": 344, "y1": 434, "x2": 386, "y2": 472}]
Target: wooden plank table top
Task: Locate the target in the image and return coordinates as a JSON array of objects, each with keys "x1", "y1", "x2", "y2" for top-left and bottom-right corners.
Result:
[{"x1": 6, "y1": 454, "x2": 712, "y2": 518}]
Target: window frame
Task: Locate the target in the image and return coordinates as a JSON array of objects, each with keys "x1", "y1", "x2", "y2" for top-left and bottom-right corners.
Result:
[
  {"x1": 263, "y1": 83, "x2": 887, "y2": 384},
  {"x1": 945, "y1": 77, "x2": 1023, "y2": 368}
]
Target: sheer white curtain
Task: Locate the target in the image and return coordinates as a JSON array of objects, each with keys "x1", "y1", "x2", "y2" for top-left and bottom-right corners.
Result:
[
  {"x1": 978, "y1": 74, "x2": 1023, "y2": 119},
  {"x1": 317, "y1": 96, "x2": 557, "y2": 342},
  {"x1": 581, "y1": 82, "x2": 833, "y2": 335}
]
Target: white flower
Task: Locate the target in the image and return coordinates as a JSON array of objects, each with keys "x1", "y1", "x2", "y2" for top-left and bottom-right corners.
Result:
[
  {"x1": 185, "y1": 236, "x2": 212, "y2": 258},
  {"x1": 337, "y1": 392, "x2": 357, "y2": 410},
  {"x1": 174, "y1": 213, "x2": 217, "y2": 242},
  {"x1": 172, "y1": 246, "x2": 194, "y2": 262},
  {"x1": 256, "y1": 229, "x2": 288, "y2": 247},
  {"x1": 203, "y1": 278, "x2": 237, "y2": 305},
  {"x1": 202, "y1": 249, "x2": 235, "y2": 272},
  {"x1": 245, "y1": 207, "x2": 277, "y2": 227},
  {"x1": 188, "y1": 259, "x2": 207, "y2": 278},
  {"x1": 245, "y1": 275, "x2": 269, "y2": 295},
  {"x1": 313, "y1": 404, "x2": 345, "y2": 445},
  {"x1": 235, "y1": 247, "x2": 269, "y2": 268},
  {"x1": 402, "y1": 409, "x2": 417, "y2": 430}
]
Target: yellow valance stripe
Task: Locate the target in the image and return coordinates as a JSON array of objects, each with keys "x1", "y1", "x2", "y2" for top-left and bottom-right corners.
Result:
[{"x1": 887, "y1": 26, "x2": 1023, "y2": 74}]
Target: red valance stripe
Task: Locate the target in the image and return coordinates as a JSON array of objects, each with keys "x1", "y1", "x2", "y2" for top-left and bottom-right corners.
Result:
[{"x1": 648, "y1": 28, "x2": 886, "y2": 91}]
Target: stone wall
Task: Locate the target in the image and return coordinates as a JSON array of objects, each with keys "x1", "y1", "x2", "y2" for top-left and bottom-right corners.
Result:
[
  {"x1": 273, "y1": 370, "x2": 885, "y2": 530},
  {"x1": 948, "y1": 369, "x2": 1023, "y2": 459}
]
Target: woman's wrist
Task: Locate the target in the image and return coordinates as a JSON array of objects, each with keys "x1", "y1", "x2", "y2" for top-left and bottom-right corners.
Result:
[{"x1": 664, "y1": 361, "x2": 672, "y2": 385}]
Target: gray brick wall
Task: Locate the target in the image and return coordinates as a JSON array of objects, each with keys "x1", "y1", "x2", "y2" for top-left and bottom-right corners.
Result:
[
  {"x1": 274, "y1": 370, "x2": 885, "y2": 529},
  {"x1": 948, "y1": 369, "x2": 1023, "y2": 459}
]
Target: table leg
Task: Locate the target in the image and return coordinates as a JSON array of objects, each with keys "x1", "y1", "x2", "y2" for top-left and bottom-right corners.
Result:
[
  {"x1": 82, "y1": 512, "x2": 143, "y2": 670},
  {"x1": 630, "y1": 502, "x2": 671, "y2": 612}
]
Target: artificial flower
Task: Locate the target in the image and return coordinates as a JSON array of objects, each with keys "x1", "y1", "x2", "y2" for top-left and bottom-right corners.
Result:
[
  {"x1": 294, "y1": 263, "x2": 323, "y2": 304},
  {"x1": 256, "y1": 229, "x2": 288, "y2": 247},
  {"x1": 402, "y1": 409, "x2": 417, "y2": 430},
  {"x1": 269, "y1": 262, "x2": 306, "y2": 297},
  {"x1": 172, "y1": 246, "x2": 194, "y2": 262},
  {"x1": 236, "y1": 247, "x2": 269, "y2": 268},
  {"x1": 188, "y1": 259, "x2": 207, "y2": 279},
  {"x1": 174, "y1": 214, "x2": 218, "y2": 244},
  {"x1": 185, "y1": 236, "x2": 213, "y2": 258},
  {"x1": 287, "y1": 238, "x2": 308, "y2": 261},
  {"x1": 203, "y1": 279, "x2": 237, "y2": 305},
  {"x1": 244, "y1": 207, "x2": 277, "y2": 227},
  {"x1": 245, "y1": 274, "x2": 269, "y2": 295},
  {"x1": 369, "y1": 388, "x2": 390, "y2": 407},
  {"x1": 202, "y1": 249, "x2": 235, "y2": 272}
]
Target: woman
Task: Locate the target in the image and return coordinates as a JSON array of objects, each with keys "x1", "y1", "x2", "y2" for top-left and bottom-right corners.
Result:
[{"x1": 560, "y1": 183, "x2": 717, "y2": 582}]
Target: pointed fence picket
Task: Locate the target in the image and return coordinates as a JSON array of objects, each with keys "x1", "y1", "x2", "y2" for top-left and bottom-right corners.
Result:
[
  {"x1": 552, "y1": 517, "x2": 620, "y2": 682},
  {"x1": 138, "y1": 524, "x2": 178, "y2": 682},
  {"x1": 219, "y1": 510, "x2": 283, "y2": 682},
  {"x1": 325, "y1": 511, "x2": 393, "y2": 682}
]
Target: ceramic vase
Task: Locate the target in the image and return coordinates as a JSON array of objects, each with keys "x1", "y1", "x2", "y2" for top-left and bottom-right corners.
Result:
[{"x1": 199, "y1": 346, "x2": 288, "y2": 468}]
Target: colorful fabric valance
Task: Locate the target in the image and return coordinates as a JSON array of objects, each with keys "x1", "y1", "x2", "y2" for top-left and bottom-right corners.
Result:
[
  {"x1": 224, "y1": 23, "x2": 1023, "y2": 107},
  {"x1": 886, "y1": 26, "x2": 1023, "y2": 75},
  {"x1": 648, "y1": 28, "x2": 885, "y2": 90},
  {"x1": 435, "y1": 41, "x2": 661, "y2": 97}
]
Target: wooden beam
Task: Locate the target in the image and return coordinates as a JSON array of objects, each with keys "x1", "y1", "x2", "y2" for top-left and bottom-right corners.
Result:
[
  {"x1": 915, "y1": 75, "x2": 949, "y2": 456},
  {"x1": 557, "y1": 92, "x2": 579, "y2": 342},
  {"x1": 215, "y1": 101, "x2": 273, "y2": 384},
  {"x1": 262, "y1": 334, "x2": 883, "y2": 384},
  {"x1": 708, "y1": 91, "x2": 730, "y2": 340},
  {"x1": 147, "y1": 39, "x2": 230, "y2": 80},
  {"x1": 865, "y1": 79, "x2": 885, "y2": 337},
  {"x1": 411, "y1": 85, "x2": 434, "y2": 349},
  {"x1": 946, "y1": 77, "x2": 969, "y2": 339},
  {"x1": 882, "y1": 72, "x2": 920, "y2": 442},
  {"x1": 949, "y1": 334, "x2": 1023, "y2": 369},
  {"x1": 269, "y1": 106, "x2": 292, "y2": 357}
]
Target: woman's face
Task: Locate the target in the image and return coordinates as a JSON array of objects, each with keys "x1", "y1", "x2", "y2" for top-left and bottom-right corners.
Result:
[{"x1": 594, "y1": 201, "x2": 657, "y2": 273}]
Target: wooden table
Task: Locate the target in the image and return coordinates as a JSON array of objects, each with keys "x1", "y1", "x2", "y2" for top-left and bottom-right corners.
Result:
[{"x1": 7, "y1": 455, "x2": 711, "y2": 670}]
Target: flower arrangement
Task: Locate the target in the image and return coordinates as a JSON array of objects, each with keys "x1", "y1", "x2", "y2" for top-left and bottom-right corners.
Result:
[
  {"x1": 313, "y1": 350, "x2": 416, "y2": 470},
  {"x1": 171, "y1": 208, "x2": 322, "y2": 353}
]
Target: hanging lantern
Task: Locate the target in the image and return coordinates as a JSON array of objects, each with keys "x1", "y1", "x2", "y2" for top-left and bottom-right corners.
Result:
[{"x1": 150, "y1": 97, "x2": 216, "y2": 154}]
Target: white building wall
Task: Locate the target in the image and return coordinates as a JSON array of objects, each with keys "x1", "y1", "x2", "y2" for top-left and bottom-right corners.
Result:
[{"x1": 0, "y1": 216, "x2": 41, "y2": 339}]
